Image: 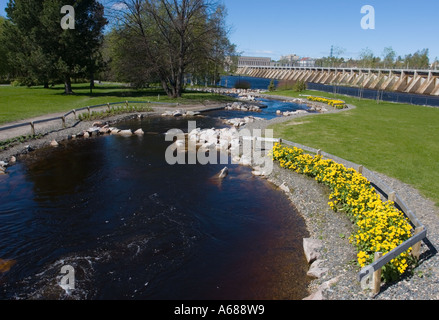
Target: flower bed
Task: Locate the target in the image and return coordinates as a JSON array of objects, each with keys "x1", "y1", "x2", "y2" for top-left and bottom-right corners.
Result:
[
  {"x1": 307, "y1": 96, "x2": 346, "y2": 109},
  {"x1": 271, "y1": 143, "x2": 415, "y2": 281}
]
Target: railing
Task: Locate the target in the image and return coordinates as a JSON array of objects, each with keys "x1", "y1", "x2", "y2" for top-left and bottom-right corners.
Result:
[
  {"x1": 269, "y1": 137, "x2": 427, "y2": 296},
  {"x1": 0, "y1": 101, "x2": 177, "y2": 138},
  {"x1": 238, "y1": 65, "x2": 439, "y2": 74}
]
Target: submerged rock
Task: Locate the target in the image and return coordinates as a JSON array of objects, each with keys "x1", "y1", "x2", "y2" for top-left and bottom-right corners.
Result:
[{"x1": 218, "y1": 167, "x2": 229, "y2": 179}]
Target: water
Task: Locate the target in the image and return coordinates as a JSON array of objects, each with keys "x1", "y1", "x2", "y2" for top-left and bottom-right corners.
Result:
[
  {"x1": 0, "y1": 115, "x2": 310, "y2": 300},
  {"x1": 219, "y1": 75, "x2": 439, "y2": 107},
  {"x1": 219, "y1": 75, "x2": 279, "y2": 90},
  {"x1": 308, "y1": 83, "x2": 439, "y2": 107}
]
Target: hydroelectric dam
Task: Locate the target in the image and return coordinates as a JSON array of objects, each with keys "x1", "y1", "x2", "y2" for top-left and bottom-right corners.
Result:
[{"x1": 236, "y1": 66, "x2": 439, "y2": 96}]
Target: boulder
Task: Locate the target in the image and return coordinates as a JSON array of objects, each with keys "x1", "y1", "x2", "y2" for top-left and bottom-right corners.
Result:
[
  {"x1": 134, "y1": 129, "x2": 145, "y2": 135},
  {"x1": 279, "y1": 182, "x2": 290, "y2": 193},
  {"x1": 9, "y1": 156, "x2": 16, "y2": 164},
  {"x1": 118, "y1": 129, "x2": 133, "y2": 136},
  {"x1": 307, "y1": 260, "x2": 328, "y2": 278},
  {"x1": 50, "y1": 140, "x2": 59, "y2": 147},
  {"x1": 83, "y1": 132, "x2": 90, "y2": 138},
  {"x1": 303, "y1": 238, "x2": 323, "y2": 264}
]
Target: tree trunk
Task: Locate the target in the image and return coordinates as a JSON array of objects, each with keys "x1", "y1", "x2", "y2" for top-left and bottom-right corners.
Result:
[
  {"x1": 64, "y1": 76, "x2": 73, "y2": 94},
  {"x1": 90, "y1": 73, "x2": 94, "y2": 94},
  {"x1": 44, "y1": 82, "x2": 49, "y2": 89}
]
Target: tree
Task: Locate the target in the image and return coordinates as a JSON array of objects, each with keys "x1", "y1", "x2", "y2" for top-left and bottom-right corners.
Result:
[
  {"x1": 382, "y1": 47, "x2": 396, "y2": 68},
  {"x1": 0, "y1": 17, "x2": 12, "y2": 80},
  {"x1": 5, "y1": 0, "x2": 107, "y2": 93},
  {"x1": 111, "y1": 0, "x2": 235, "y2": 98}
]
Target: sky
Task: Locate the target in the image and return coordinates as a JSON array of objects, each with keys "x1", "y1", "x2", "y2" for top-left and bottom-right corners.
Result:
[{"x1": 1, "y1": 0, "x2": 438, "y2": 61}]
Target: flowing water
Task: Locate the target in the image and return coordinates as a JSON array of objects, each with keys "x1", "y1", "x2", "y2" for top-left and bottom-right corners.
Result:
[{"x1": 0, "y1": 114, "x2": 311, "y2": 300}]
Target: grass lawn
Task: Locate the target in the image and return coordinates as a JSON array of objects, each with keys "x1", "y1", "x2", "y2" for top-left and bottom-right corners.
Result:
[
  {"x1": 267, "y1": 89, "x2": 439, "y2": 207},
  {"x1": 0, "y1": 83, "x2": 234, "y2": 125}
]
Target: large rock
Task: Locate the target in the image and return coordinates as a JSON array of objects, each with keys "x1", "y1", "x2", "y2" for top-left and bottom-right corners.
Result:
[
  {"x1": 50, "y1": 140, "x2": 59, "y2": 147},
  {"x1": 307, "y1": 260, "x2": 329, "y2": 278},
  {"x1": 303, "y1": 277, "x2": 340, "y2": 301},
  {"x1": 303, "y1": 238, "x2": 323, "y2": 264},
  {"x1": 118, "y1": 129, "x2": 133, "y2": 136}
]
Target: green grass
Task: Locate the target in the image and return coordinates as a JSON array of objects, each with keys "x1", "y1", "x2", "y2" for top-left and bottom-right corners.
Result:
[
  {"x1": 0, "y1": 83, "x2": 235, "y2": 125},
  {"x1": 267, "y1": 89, "x2": 439, "y2": 206}
]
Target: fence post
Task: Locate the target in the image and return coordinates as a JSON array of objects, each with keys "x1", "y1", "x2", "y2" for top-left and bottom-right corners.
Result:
[
  {"x1": 73, "y1": 109, "x2": 77, "y2": 120},
  {"x1": 411, "y1": 227, "x2": 424, "y2": 260},
  {"x1": 61, "y1": 116, "x2": 66, "y2": 128},
  {"x1": 372, "y1": 252, "x2": 383, "y2": 296},
  {"x1": 107, "y1": 103, "x2": 111, "y2": 111},
  {"x1": 317, "y1": 149, "x2": 322, "y2": 156},
  {"x1": 358, "y1": 165, "x2": 364, "y2": 174},
  {"x1": 388, "y1": 191, "x2": 396, "y2": 203},
  {"x1": 87, "y1": 107, "x2": 91, "y2": 117},
  {"x1": 30, "y1": 121, "x2": 35, "y2": 136}
]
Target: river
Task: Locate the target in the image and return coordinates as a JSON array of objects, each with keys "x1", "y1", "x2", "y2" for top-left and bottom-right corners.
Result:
[{"x1": 0, "y1": 113, "x2": 311, "y2": 300}]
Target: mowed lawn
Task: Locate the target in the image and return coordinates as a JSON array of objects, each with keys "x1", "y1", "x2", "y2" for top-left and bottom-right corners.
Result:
[
  {"x1": 267, "y1": 90, "x2": 439, "y2": 207},
  {"x1": 0, "y1": 83, "x2": 234, "y2": 125}
]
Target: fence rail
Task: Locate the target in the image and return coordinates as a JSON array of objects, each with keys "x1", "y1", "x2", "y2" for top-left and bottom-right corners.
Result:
[
  {"x1": 0, "y1": 101, "x2": 178, "y2": 138},
  {"x1": 278, "y1": 138, "x2": 427, "y2": 295}
]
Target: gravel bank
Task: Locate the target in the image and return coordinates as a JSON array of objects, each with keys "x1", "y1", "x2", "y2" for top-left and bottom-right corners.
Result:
[{"x1": 242, "y1": 108, "x2": 439, "y2": 300}]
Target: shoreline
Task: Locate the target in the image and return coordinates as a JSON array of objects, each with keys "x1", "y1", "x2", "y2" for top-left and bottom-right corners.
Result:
[{"x1": 1, "y1": 100, "x2": 439, "y2": 300}]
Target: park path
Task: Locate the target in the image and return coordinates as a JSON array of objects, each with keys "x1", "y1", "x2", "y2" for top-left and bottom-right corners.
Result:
[{"x1": 0, "y1": 102, "x2": 224, "y2": 142}]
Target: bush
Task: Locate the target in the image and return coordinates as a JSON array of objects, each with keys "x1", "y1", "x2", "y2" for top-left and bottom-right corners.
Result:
[
  {"x1": 268, "y1": 79, "x2": 276, "y2": 92},
  {"x1": 234, "y1": 80, "x2": 251, "y2": 90},
  {"x1": 277, "y1": 79, "x2": 307, "y2": 92}
]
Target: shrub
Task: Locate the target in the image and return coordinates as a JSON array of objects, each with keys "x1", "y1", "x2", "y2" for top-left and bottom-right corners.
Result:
[
  {"x1": 234, "y1": 80, "x2": 251, "y2": 90},
  {"x1": 268, "y1": 79, "x2": 276, "y2": 92},
  {"x1": 277, "y1": 79, "x2": 307, "y2": 92}
]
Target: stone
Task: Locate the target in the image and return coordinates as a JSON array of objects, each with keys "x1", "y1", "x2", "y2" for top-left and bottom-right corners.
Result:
[
  {"x1": 9, "y1": 156, "x2": 16, "y2": 164},
  {"x1": 83, "y1": 132, "x2": 90, "y2": 138},
  {"x1": 134, "y1": 129, "x2": 145, "y2": 135},
  {"x1": 118, "y1": 129, "x2": 133, "y2": 136},
  {"x1": 279, "y1": 182, "x2": 290, "y2": 193},
  {"x1": 218, "y1": 167, "x2": 229, "y2": 179},
  {"x1": 50, "y1": 140, "x2": 59, "y2": 147},
  {"x1": 307, "y1": 260, "x2": 329, "y2": 278},
  {"x1": 302, "y1": 277, "x2": 340, "y2": 301},
  {"x1": 303, "y1": 238, "x2": 323, "y2": 264}
]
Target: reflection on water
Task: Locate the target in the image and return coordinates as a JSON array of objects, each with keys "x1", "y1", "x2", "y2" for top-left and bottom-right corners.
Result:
[{"x1": 0, "y1": 115, "x2": 310, "y2": 300}]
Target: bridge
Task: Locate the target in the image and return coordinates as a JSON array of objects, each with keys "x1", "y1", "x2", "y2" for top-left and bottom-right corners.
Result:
[{"x1": 236, "y1": 66, "x2": 439, "y2": 96}]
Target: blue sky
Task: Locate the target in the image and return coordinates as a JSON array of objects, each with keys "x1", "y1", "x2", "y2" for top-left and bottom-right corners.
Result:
[{"x1": 1, "y1": 0, "x2": 438, "y2": 61}]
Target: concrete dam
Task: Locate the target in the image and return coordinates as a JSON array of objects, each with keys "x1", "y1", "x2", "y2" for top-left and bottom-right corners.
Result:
[{"x1": 236, "y1": 66, "x2": 439, "y2": 96}]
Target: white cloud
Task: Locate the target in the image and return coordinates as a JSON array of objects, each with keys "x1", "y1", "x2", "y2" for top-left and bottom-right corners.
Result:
[{"x1": 111, "y1": 2, "x2": 128, "y2": 11}]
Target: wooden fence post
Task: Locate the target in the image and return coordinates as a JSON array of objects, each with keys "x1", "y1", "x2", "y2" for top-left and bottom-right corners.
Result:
[
  {"x1": 30, "y1": 121, "x2": 35, "y2": 136},
  {"x1": 388, "y1": 192, "x2": 396, "y2": 203},
  {"x1": 87, "y1": 107, "x2": 91, "y2": 117},
  {"x1": 107, "y1": 103, "x2": 111, "y2": 111},
  {"x1": 411, "y1": 227, "x2": 423, "y2": 260},
  {"x1": 73, "y1": 109, "x2": 77, "y2": 120},
  {"x1": 358, "y1": 165, "x2": 364, "y2": 174},
  {"x1": 372, "y1": 252, "x2": 383, "y2": 296},
  {"x1": 61, "y1": 116, "x2": 66, "y2": 128}
]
